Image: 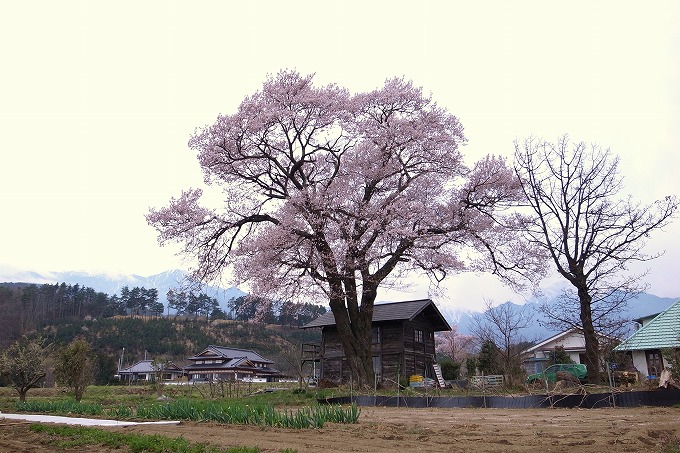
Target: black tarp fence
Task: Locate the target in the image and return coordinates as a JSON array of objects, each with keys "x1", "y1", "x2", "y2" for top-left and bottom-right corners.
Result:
[{"x1": 320, "y1": 389, "x2": 680, "y2": 409}]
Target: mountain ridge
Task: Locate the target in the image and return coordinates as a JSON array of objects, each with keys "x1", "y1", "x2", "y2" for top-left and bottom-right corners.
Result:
[
  {"x1": 2, "y1": 267, "x2": 677, "y2": 342},
  {"x1": 0, "y1": 268, "x2": 245, "y2": 313}
]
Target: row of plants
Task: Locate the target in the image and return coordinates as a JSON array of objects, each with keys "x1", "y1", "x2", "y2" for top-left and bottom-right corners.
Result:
[
  {"x1": 16, "y1": 398, "x2": 360, "y2": 429},
  {"x1": 29, "y1": 424, "x2": 296, "y2": 453}
]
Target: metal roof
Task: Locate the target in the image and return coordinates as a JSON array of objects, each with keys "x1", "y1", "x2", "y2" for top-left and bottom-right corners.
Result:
[
  {"x1": 301, "y1": 299, "x2": 451, "y2": 331},
  {"x1": 614, "y1": 299, "x2": 680, "y2": 351}
]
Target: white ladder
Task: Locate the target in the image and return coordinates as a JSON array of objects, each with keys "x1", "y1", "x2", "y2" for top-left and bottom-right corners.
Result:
[{"x1": 432, "y1": 363, "x2": 447, "y2": 388}]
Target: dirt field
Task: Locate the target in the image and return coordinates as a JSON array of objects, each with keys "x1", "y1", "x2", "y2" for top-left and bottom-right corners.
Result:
[{"x1": 1, "y1": 406, "x2": 679, "y2": 452}]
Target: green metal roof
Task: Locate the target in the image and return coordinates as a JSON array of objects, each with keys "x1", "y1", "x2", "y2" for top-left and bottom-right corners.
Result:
[{"x1": 614, "y1": 299, "x2": 680, "y2": 351}]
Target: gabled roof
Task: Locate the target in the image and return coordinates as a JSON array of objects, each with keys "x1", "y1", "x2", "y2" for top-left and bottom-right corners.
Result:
[
  {"x1": 184, "y1": 354, "x2": 280, "y2": 375},
  {"x1": 521, "y1": 328, "x2": 615, "y2": 355},
  {"x1": 521, "y1": 328, "x2": 582, "y2": 355},
  {"x1": 188, "y1": 345, "x2": 274, "y2": 364},
  {"x1": 301, "y1": 299, "x2": 451, "y2": 331},
  {"x1": 615, "y1": 299, "x2": 680, "y2": 351},
  {"x1": 119, "y1": 360, "x2": 182, "y2": 374}
]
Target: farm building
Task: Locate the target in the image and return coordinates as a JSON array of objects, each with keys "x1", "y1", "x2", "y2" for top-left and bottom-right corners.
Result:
[
  {"x1": 184, "y1": 345, "x2": 282, "y2": 382},
  {"x1": 301, "y1": 299, "x2": 451, "y2": 385}
]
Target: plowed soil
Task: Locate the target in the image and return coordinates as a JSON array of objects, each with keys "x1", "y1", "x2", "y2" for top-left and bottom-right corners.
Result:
[{"x1": 1, "y1": 406, "x2": 679, "y2": 452}]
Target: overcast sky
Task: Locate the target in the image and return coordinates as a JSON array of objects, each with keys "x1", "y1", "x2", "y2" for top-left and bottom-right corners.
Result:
[{"x1": 1, "y1": 1, "x2": 678, "y2": 310}]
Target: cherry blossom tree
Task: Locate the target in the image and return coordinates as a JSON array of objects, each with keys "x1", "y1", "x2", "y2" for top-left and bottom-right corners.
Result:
[
  {"x1": 435, "y1": 326, "x2": 475, "y2": 376},
  {"x1": 514, "y1": 136, "x2": 678, "y2": 383},
  {"x1": 148, "y1": 71, "x2": 544, "y2": 386}
]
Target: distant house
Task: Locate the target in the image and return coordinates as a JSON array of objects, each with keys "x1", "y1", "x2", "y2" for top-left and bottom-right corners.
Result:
[
  {"x1": 301, "y1": 299, "x2": 451, "y2": 385},
  {"x1": 520, "y1": 328, "x2": 615, "y2": 374},
  {"x1": 117, "y1": 360, "x2": 184, "y2": 382},
  {"x1": 614, "y1": 299, "x2": 680, "y2": 378},
  {"x1": 184, "y1": 345, "x2": 281, "y2": 382}
]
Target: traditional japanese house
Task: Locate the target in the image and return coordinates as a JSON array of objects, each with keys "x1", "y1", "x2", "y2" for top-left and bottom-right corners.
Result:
[
  {"x1": 301, "y1": 299, "x2": 451, "y2": 384},
  {"x1": 117, "y1": 359, "x2": 184, "y2": 382},
  {"x1": 184, "y1": 345, "x2": 281, "y2": 382}
]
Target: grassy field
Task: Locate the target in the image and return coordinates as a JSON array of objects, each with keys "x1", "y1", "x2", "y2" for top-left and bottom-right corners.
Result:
[
  {"x1": 0, "y1": 382, "x2": 327, "y2": 412},
  {"x1": 1, "y1": 383, "x2": 679, "y2": 453},
  {"x1": 0, "y1": 378, "x2": 649, "y2": 413}
]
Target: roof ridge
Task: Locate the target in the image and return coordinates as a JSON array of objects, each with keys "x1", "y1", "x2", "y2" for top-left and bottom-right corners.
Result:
[
  {"x1": 374, "y1": 299, "x2": 432, "y2": 306},
  {"x1": 615, "y1": 299, "x2": 680, "y2": 351},
  {"x1": 209, "y1": 344, "x2": 257, "y2": 353}
]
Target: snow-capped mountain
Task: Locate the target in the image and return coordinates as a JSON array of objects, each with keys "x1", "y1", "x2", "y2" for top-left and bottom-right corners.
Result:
[
  {"x1": 0, "y1": 267, "x2": 245, "y2": 311},
  {"x1": 1, "y1": 265, "x2": 677, "y2": 342},
  {"x1": 445, "y1": 292, "x2": 679, "y2": 341}
]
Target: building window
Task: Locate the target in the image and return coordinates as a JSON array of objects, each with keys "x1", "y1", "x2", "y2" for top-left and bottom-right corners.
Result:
[
  {"x1": 372, "y1": 356, "x2": 382, "y2": 375},
  {"x1": 415, "y1": 329, "x2": 424, "y2": 343},
  {"x1": 372, "y1": 326, "x2": 381, "y2": 344}
]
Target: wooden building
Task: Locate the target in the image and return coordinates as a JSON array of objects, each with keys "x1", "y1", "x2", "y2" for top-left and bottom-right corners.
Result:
[{"x1": 302, "y1": 299, "x2": 451, "y2": 385}]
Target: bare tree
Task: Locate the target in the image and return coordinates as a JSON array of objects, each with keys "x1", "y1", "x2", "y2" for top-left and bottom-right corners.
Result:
[
  {"x1": 514, "y1": 135, "x2": 678, "y2": 383},
  {"x1": 536, "y1": 286, "x2": 636, "y2": 342},
  {"x1": 276, "y1": 339, "x2": 309, "y2": 387},
  {"x1": 150, "y1": 356, "x2": 171, "y2": 396},
  {"x1": 471, "y1": 300, "x2": 534, "y2": 385}
]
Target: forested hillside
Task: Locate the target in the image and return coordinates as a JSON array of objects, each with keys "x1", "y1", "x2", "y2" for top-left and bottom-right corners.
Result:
[{"x1": 0, "y1": 282, "x2": 324, "y2": 384}]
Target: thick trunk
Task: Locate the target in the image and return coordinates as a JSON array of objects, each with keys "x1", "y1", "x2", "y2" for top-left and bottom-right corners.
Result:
[
  {"x1": 328, "y1": 288, "x2": 376, "y2": 388},
  {"x1": 577, "y1": 287, "x2": 601, "y2": 384}
]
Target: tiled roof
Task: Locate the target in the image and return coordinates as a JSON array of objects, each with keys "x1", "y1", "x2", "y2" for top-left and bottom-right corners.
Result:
[
  {"x1": 301, "y1": 299, "x2": 451, "y2": 331},
  {"x1": 119, "y1": 360, "x2": 182, "y2": 374},
  {"x1": 188, "y1": 345, "x2": 274, "y2": 364},
  {"x1": 614, "y1": 299, "x2": 680, "y2": 351}
]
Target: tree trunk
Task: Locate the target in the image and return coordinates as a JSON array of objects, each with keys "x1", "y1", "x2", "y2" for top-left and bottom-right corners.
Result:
[
  {"x1": 577, "y1": 287, "x2": 601, "y2": 384},
  {"x1": 328, "y1": 291, "x2": 375, "y2": 388}
]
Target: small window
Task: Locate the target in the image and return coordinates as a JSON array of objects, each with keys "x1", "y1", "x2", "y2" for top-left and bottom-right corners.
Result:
[
  {"x1": 372, "y1": 326, "x2": 381, "y2": 344},
  {"x1": 415, "y1": 329, "x2": 424, "y2": 343},
  {"x1": 372, "y1": 356, "x2": 382, "y2": 375}
]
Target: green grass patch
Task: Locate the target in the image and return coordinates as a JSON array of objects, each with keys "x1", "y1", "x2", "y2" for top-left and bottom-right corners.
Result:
[
  {"x1": 16, "y1": 397, "x2": 360, "y2": 429},
  {"x1": 16, "y1": 399, "x2": 103, "y2": 415},
  {"x1": 132, "y1": 399, "x2": 359, "y2": 428},
  {"x1": 29, "y1": 424, "x2": 266, "y2": 452}
]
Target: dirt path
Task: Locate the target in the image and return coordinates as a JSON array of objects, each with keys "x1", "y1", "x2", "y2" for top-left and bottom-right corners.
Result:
[{"x1": 1, "y1": 406, "x2": 678, "y2": 452}]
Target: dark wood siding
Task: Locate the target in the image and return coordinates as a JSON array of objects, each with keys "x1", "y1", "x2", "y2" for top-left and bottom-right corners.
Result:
[{"x1": 318, "y1": 315, "x2": 439, "y2": 384}]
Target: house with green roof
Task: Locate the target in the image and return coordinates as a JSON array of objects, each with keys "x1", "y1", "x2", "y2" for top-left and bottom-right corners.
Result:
[{"x1": 614, "y1": 299, "x2": 680, "y2": 378}]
